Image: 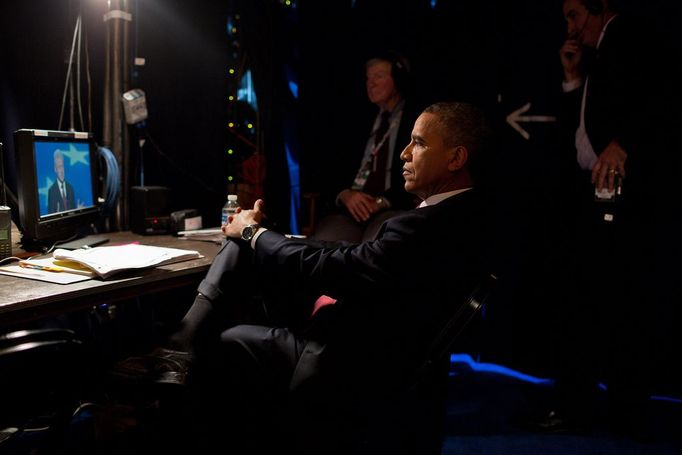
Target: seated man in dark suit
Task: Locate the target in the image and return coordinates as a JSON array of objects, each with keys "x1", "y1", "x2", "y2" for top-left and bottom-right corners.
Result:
[
  {"x1": 312, "y1": 50, "x2": 419, "y2": 243},
  {"x1": 146, "y1": 102, "x2": 493, "y2": 453}
]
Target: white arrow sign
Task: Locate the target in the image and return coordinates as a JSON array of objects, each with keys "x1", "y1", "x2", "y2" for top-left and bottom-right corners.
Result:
[{"x1": 506, "y1": 102, "x2": 556, "y2": 140}]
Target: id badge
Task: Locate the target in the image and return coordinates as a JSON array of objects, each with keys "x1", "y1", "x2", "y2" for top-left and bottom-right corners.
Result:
[{"x1": 352, "y1": 168, "x2": 370, "y2": 190}]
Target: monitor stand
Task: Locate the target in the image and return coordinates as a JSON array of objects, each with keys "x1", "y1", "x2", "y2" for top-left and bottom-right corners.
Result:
[{"x1": 56, "y1": 235, "x2": 110, "y2": 250}]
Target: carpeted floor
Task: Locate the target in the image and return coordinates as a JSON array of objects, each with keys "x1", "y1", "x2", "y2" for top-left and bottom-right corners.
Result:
[{"x1": 441, "y1": 356, "x2": 682, "y2": 455}]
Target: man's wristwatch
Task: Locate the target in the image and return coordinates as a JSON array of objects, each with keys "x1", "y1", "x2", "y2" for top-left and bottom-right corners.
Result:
[{"x1": 240, "y1": 223, "x2": 261, "y2": 242}]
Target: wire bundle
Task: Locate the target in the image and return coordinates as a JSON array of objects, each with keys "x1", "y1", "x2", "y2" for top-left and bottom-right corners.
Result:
[{"x1": 98, "y1": 146, "x2": 120, "y2": 216}]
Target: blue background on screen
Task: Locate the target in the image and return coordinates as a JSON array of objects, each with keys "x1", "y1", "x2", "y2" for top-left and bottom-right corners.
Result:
[{"x1": 34, "y1": 141, "x2": 94, "y2": 217}]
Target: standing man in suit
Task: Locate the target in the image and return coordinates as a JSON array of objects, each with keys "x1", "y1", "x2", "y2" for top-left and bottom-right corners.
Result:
[
  {"x1": 540, "y1": 0, "x2": 670, "y2": 438},
  {"x1": 160, "y1": 102, "x2": 492, "y2": 453},
  {"x1": 47, "y1": 150, "x2": 75, "y2": 213},
  {"x1": 313, "y1": 50, "x2": 418, "y2": 242}
]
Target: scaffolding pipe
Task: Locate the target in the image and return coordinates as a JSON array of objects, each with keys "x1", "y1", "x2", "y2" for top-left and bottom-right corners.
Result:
[{"x1": 102, "y1": 0, "x2": 132, "y2": 230}]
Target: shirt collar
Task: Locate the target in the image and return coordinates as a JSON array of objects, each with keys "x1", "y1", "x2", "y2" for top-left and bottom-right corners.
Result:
[
  {"x1": 418, "y1": 188, "x2": 472, "y2": 208},
  {"x1": 597, "y1": 14, "x2": 618, "y2": 49},
  {"x1": 380, "y1": 99, "x2": 405, "y2": 119}
]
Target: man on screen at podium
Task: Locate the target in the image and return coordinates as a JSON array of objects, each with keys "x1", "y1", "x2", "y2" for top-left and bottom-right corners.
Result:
[{"x1": 47, "y1": 150, "x2": 75, "y2": 213}]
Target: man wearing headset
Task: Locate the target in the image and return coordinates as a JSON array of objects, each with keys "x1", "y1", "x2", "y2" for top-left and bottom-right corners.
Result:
[
  {"x1": 540, "y1": 0, "x2": 672, "y2": 439},
  {"x1": 313, "y1": 50, "x2": 419, "y2": 243}
]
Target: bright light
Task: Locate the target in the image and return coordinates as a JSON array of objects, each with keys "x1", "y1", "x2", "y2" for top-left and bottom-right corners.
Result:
[
  {"x1": 228, "y1": 122, "x2": 234, "y2": 128},
  {"x1": 227, "y1": 149, "x2": 234, "y2": 155}
]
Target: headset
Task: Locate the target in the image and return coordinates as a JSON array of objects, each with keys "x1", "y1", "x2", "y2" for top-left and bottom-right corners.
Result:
[
  {"x1": 370, "y1": 49, "x2": 412, "y2": 97},
  {"x1": 582, "y1": 0, "x2": 604, "y2": 15}
]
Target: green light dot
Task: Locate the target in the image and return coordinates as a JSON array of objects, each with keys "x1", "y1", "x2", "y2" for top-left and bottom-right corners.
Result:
[
  {"x1": 247, "y1": 123, "x2": 253, "y2": 129},
  {"x1": 228, "y1": 95, "x2": 234, "y2": 101},
  {"x1": 227, "y1": 175, "x2": 234, "y2": 181},
  {"x1": 227, "y1": 149, "x2": 234, "y2": 155},
  {"x1": 228, "y1": 122, "x2": 235, "y2": 128},
  {"x1": 228, "y1": 68, "x2": 235, "y2": 74}
]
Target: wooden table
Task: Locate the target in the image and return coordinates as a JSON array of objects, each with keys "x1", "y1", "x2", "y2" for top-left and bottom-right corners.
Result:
[{"x1": 0, "y1": 231, "x2": 221, "y2": 326}]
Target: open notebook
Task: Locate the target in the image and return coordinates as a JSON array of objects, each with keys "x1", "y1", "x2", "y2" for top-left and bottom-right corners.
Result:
[{"x1": 51, "y1": 243, "x2": 203, "y2": 279}]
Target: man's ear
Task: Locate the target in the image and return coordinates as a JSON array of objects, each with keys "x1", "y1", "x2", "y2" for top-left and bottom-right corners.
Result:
[{"x1": 448, "y1": 145, "x2": 468, "y2": 171}]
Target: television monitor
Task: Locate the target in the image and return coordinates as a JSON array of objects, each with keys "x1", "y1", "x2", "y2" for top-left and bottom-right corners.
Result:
[{"x1": 14, "y1": 129, "x2": 103, "y2": 250}]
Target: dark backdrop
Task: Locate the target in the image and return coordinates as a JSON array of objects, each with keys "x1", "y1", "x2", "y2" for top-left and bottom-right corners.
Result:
[{"x1": 1, "y1": 0, "x2": 680, "y2": 393}]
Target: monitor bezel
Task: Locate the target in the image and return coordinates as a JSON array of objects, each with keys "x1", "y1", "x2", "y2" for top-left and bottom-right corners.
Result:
[{"x1": 14, "y1": 129, "x2": 102, "y2": 248}]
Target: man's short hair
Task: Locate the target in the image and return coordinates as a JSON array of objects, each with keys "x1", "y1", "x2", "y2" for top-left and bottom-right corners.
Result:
[
  {"x1": 423, "y1": 102, "x2": 493, "y2": 183},
  {"x1": 54, "y1": 149, "x2": 64, "y2": 161}
]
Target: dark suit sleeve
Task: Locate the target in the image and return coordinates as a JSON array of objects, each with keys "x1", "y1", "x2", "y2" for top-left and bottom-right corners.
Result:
[
  {"x1": 254, "y1": 212, "x2": 426, "y2": 300},
  {"x1": 47, "y1": 185, "x2": 58, "y2": 213},
  {"x1": 66, "y1": 182, "x2": 76, "y2": 209},
  {"x1": 589, "y1": 16, "x2": 663, "y2": 158}
]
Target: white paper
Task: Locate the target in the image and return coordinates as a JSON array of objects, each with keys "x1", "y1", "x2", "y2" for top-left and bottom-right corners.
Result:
[
  {"x1": 52, "y1": 244, "x2": 203, "y2": 279},
  {"x1": 0, "y1": 263, "x2": 92, "y2": 284}
]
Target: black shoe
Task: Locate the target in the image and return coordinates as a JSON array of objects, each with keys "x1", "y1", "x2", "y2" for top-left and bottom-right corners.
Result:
[
  {"x1": 111, "y1": 347, "x2": 192, "y2": 386},
  {"x1": 517, "y1": 410, "x2": 592, "y2": 435},
  {"x1": 608, "y1": 412, "x2": 652, "y2": 443}
]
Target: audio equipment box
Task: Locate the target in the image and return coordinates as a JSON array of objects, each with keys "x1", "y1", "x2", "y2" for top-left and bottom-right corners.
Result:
[{"x1": 130, "y1": 186, "x2": 171, "y2": 235}]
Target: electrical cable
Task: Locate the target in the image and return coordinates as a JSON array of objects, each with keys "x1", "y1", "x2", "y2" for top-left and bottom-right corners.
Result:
[
  {"x1": 58, "y1": 14, "x2": 81, "y2": 131},
  {"x1": 84, "y1": 21, "x2": 92, "y2": 131},
  {"x1": 144, "y1": 133, "x2": 222, "y2": 196},
  {"x1": 98, "y1": 146, "x2": 120, "y2": 216},
  {"x1": 76, "y1": 10, "x2": 85, "y2": 131},
  {"x1": 45, "y1": 234, "x2": 79, "y2": 255}
]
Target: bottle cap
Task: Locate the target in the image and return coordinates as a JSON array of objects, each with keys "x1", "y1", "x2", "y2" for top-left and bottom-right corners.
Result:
[{"x1": 228, "y1": 194, "x2": 238, "y2": 201}]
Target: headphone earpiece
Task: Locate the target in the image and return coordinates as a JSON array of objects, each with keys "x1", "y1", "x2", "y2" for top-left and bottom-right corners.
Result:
[
  {"x1": 385, "y1": 50, "x2": 412, "y2": 97},
  {"x1": 583, "y1": 0, "x2": 604, "y2": 15}
]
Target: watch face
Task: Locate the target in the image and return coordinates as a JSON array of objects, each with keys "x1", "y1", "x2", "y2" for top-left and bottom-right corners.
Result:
[{"x1": 241, "y1": 224, "x2": 258, "y2": 241}]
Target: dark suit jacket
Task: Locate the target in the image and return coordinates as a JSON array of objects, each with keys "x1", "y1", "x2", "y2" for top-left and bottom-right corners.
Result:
[
  {"x1": 321, "y1": 101, "x2": 419, "y2": 215},
  {"x1": 47, "y1": 180, "x2": 76, "y2": 213},
  {"x1": 253, "y1": 190, "x2": 485, "y2": 394},
  {"x1": 560, "y1": 14, "x2": 668, "y2": 209}
]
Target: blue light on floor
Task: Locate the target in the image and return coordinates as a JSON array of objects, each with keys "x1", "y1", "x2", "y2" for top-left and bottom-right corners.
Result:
[
  {"x1": 652, "y1": 395, "x2": 682, "y2": 404},
  {"x1": 450, "y1": 353, "x2": 554, "y2": 385},
  {"x1": 451, "y1": 354, "x2": 682, "y2": 403}
]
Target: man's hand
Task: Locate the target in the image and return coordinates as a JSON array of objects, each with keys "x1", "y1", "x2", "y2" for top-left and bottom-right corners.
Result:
[
  {"x1": 560, "y1": 39, "x2": 583, "y2": 82},
  {"x1": 592, "y1": 140, "x2": 627, "y2": 192},
  {"x1": 222, "y1": 199, "x2": 266, "y2": 238},
  {"x1": 339, "y1": 189, "x2": 382, "y2": 222}
]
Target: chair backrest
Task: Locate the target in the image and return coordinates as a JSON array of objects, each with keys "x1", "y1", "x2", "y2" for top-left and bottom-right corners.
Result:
[
  {"x1": 0, "y1": 328, "x2": 86, "y2": 448},
  {"x1": 354, "y1": 273, "x2": 500, "y2": 455},
  {"x1": 0, "y1": 327, "x2": 82, "y2": 356},
  {"x1": 410, "y1": 273, "x2": 499, "y2": 388}
]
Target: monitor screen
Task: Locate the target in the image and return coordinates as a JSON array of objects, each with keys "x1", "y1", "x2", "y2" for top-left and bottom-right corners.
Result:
[
  {"x1": 34, "y1": 140, "x2": 96, "y2": 217},
  {"x1": 14, "y1": 129, "x2": 102, "y2": 249}
]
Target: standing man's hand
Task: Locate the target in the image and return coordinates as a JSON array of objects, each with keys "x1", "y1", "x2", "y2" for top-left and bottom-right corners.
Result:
[
  {"x1": 592, "y1": 140, "x2": 627, "y2": 192},
  {"x1": 560, "y1": 39, "x2": 583, "y2": 82}
]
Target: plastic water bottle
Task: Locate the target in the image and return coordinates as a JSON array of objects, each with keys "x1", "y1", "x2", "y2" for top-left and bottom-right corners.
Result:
[{"x1": 221, "y1": 194, "x2": 239, "y2": 226}]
